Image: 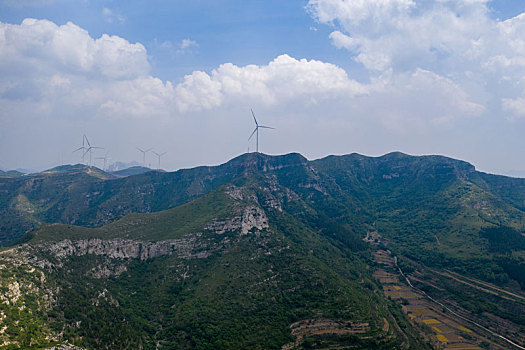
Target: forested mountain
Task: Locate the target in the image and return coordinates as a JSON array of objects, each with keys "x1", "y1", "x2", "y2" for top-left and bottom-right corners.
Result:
[{"x1": 1, "y1": 152, "x2": 524, "y2": 349}]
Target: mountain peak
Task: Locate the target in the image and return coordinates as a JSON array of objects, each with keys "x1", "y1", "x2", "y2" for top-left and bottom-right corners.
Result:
[
  {"x1": 39, "y1": 164, "x2": 114, "y2": 179},
  {"x1": 314, "y1": 151, "x2": 475, "y2": 179},
  {"x1": 111, "y1": 166, "x2": 155, "y2": 177},
  {"x1": 224, "y1": 152, "x2": 308, "y2": 172}
]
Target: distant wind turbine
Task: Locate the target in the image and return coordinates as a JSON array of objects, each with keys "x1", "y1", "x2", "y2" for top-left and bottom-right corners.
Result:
[
  {"x1": 73, "y1": 134, "x2": 88, "y2": 164},
  {"x1": 83, "y1": 136, "x2": 103, "y2": 166},
  {"x1": 248, "y1": 109, "x2": 274, "y2": 153},
  {"x1": 136, "y1": 147, "x2": 152, "y2": 167},
  {"x1": 96, "y1": 152, "x2": 111, "y2": 171},
  {"x1": 152, "y1": 151, "x2": 167, "y2": 170}
]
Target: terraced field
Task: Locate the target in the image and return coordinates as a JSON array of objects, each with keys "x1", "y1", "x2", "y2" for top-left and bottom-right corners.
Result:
[{"x1": 372, "y1": 250, "x2": 523, "y2": 350}]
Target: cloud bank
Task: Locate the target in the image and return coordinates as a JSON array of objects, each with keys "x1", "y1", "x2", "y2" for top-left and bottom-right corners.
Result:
[
  {"x1": 0, "y1": 19, "x2": 369, "y2": 120},
  {"x1": 0, "y1": 16, "x2": 484, "y2": 127},
  {"x1": 306, "y1": 0, "x2": 525, "y2": 118}
]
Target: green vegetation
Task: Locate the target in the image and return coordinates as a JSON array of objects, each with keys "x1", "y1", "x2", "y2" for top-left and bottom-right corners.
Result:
[
  {"x1": 1, "y1": 182, "x2": 416, "y2": 348},
  {"x1": 480, "y1": 226, "x2": 525, "y2": 254},
  {"x1": 1, "y1": 152, "x2": 525, "y2": 348},
  {"x1": 30, "y1": 186, "x2": 236, "y2": 243},
  {"x1": 111, "y1": 166, "x2": 155, "y2": 177},
  {"x1": 0, "y1": 170, "x2": 24, "y2": 178},
  {"x1": 0, "y1": 252, "x2": 62, "y2": 348}
]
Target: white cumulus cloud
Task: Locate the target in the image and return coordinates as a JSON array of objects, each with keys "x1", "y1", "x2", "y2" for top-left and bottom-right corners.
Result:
[
  {"x1": 307, "y1": 0, "x2": 525, "y2": 120},
  {"x1": 0, "y1": 17, "x2": 484, "y2": 128},
  {"x1": 0, "y1": 19, "x2": 370, "y2": 120},
  {"x1": 175, "y1": 54, "x2": 367, "y2": 112},
  {"x1": 0, "y1": 18, "x2": 149, "y2": 80}
]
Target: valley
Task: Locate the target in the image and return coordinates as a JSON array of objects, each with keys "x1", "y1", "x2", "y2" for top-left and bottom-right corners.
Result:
[{"x1": 373, "y1": 247, "x2": 525, "y2": 350}]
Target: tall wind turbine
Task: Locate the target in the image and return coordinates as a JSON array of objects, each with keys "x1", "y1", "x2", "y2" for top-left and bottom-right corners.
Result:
[
  {"x1": 136, "y1": 148, "x2": 152, "y2": 167},
  {"x1": 152, "y1": 151, "x2": 167, "y2": 170},
  {"x1": 83, "y1": 135, "x2": 103, "y2": 166},
  {"x1": 248, "y1": 109, "x2": 274, "y2": 153},
  {"x1": 73, "y1": 134, "x2": 88, "y2": 164}
]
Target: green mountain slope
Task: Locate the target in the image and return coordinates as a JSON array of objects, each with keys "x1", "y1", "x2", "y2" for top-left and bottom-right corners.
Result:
[
  {"x1": 111, "y1": 166, "x2": 155, "y2": 177},
  {"x1": 308, "y1": 153, "x2": 525, "y2": 284},
  {"x1": 0, "y1": 182, "x2": 426, "y2": 349},
  {"x1": 1, "y1": 152, "x2": 524, "y2": 272},
  {"x1": 2, "y1": 152, "x2": 525, "y2": 286},
  {"x1": 2, "y1": 152, "x2": 525, "y2": 348},
  {"x1": 39, "y1": 164, "x2": 114, "y2": 179},
  {"x1": 0, "y1": 170, "x2": 24, "y2": 178},
  {"x1": 0, "y1": 153, "x2": 313, "y2": 246}
]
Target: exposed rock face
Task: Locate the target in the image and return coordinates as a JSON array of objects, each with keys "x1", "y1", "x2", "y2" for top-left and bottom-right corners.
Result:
[
  {"x1": 206, "y1": 205, "x2": 269, "y2": 235},
  {"x1": 226, "y1": 185, "x2": 251, "y2": 201},
  {"x1": 35, "y1": 235, "x2": 208, "y2": 261},
  {"x1": 241, "y1": 206, "x2": 269, "y2": 234}
]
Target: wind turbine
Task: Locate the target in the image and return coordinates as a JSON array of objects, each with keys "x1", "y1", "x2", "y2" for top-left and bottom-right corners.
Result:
[
  {"x1": 248, "y1": 109, "x2": 274, "y2": 153},
  {"x1": 83, "y1": 136, "x2": 103, "y2": 166},
  {"x1": 73, "y1": 134, "x2": 88, "y2": 164},
  {"x1": 136, "y1": 147, "x2": 152, "y2": 167},
  {"x1": 96, "y1": 152, "x2": 111, "y2": 171},
  {"x1": 152, "y1": 151, "x2": 167, "y2": 170}
]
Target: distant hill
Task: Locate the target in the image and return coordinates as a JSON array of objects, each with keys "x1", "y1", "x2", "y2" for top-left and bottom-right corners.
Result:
[
  {"x1": 111, "y1": 165, "x2": 156, "y2": 177},
  {"x1": 39, "y1": 164, "x2": 114, "y2": 179},
  {"x1": 107, "y1": 160, "x2": 142, "y2": 172},
  {"x1": 0, "y1": 169, "x2": 24, "y2": 178}
]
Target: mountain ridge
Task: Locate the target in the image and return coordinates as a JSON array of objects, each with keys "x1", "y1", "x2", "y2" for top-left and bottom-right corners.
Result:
[
  {"x1": 0, "y1": 152, "x2": 524, "y2": 349},
  {"x1": 0, "y1": 151, "x2": 514, "y2": 247}
]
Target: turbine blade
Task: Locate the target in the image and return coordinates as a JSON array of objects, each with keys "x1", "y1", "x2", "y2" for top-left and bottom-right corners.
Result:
[
  {"x1": 73, "y1": 147, "x2": 84, "y2": 153},
  {"x1": 248, "y1": 127, "x2": 257, "y2": 140},
  {"x1": 152, "y1": 151, "x2": 159, "y2": 156},
  {"x1": 146, "y1": 148, "x2": 153, "y2": 152},
  {"x1": 251, "y1": 109, "x2": 258, "y2": 126},
  {"x1": 160, "y1": 152, "x2": 167, "y2": 156},
  {"x1": 136, "y1": 147, "x2": 144, "y2": 153},
  {"x1": 84, "y1": 135, "x2": 91, "y2": 147},
  {"x1": 258, "y1": 125, "x2": 275, "y2": 129}
]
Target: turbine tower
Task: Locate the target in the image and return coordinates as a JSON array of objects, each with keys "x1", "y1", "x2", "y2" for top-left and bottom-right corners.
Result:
[
  {"x1": 83, "y1": 136, "x2": 103, "y2": 166},
  {"x1": 248, "y1": 109, "x2": 274, "y2": 153},
  {"x1": 136, "y1": 147, "x2": 152, "y2": 167},
  {"x1": 73, "y1": 134, "x2": 88, "y2": 164},
  {"x1": 96, "y1": 152, "x2": 110, "y2": 171},
  {"x1": 152, "y1": 151, "x2": 167, "y2": 170}
]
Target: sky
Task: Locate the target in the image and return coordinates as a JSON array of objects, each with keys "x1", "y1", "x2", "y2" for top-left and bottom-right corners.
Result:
[{"x1": 2, "y1": 0, "x2": 525, "y2": 175}]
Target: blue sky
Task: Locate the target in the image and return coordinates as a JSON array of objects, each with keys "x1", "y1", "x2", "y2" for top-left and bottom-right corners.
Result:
[
  {"x1": 0, "y1": 1, "x2": 349, "y2": 79},
  {"x1": 2, "y1": 0, "x2": 525, "y2": 174}
]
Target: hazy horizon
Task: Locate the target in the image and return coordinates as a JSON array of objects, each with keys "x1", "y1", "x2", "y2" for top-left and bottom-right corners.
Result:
[{"x1": 6, "y1": 150, "x2": 525, "y2": 180}]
